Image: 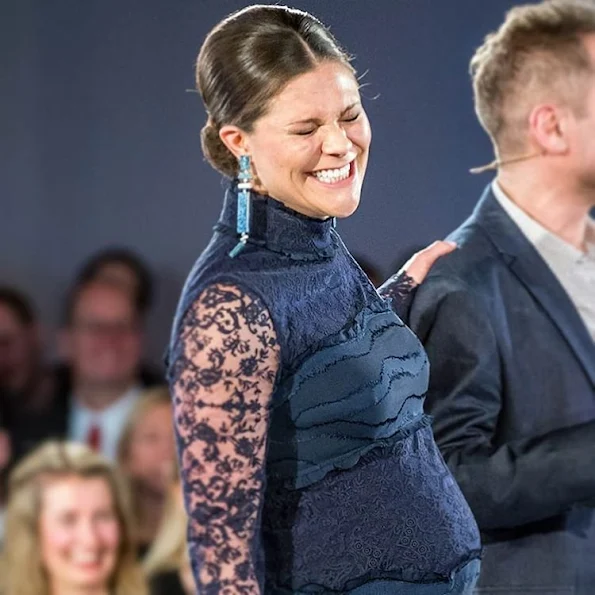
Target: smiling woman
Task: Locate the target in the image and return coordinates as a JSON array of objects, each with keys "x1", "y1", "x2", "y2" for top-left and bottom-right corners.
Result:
[
  {"x1": 0, "y1": 441, "x2": 147, "y2": 595},
  {"x1": 219, "y1": 61, "x2": 371, "y2": 219},
  {"x1": 165, "y1": 5, "x2": 481, "y2": 594}
]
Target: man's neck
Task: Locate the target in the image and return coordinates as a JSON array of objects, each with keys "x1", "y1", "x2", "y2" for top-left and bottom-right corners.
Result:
[
  {"x1": 497, "y1": 169, "x2": 594, "y2": 252},
  {"x1": 73, "y1": 380, "x2": 135, "y2": 411}
]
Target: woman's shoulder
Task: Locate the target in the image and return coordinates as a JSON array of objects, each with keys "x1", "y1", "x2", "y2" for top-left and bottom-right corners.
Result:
[
  {"x1": 178, "y1": 236, "x2": 327, "y2": 329},
  {"x1": 184, "y1": 231, "x2": 300, "y2": 293}
]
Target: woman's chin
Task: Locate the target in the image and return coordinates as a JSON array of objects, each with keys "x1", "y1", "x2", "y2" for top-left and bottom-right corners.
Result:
[{"x1": 328, "y1": 193, "x2": 361, "y2": 219}]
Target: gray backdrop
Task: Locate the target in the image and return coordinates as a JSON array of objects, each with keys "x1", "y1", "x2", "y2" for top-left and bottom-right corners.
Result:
[{"x1": 1, "y1": 0, "x2": 519, "y2": 361}]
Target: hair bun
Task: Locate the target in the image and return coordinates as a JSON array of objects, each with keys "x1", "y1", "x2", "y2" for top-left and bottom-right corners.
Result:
[{"x1": 200, "y1": 121, "x2": 238, "y2": 178}]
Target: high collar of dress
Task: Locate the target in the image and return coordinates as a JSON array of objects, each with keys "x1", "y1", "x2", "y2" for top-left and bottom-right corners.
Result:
[{"x1": 217, "y1": 180, "x2": 336, "y2": 261}]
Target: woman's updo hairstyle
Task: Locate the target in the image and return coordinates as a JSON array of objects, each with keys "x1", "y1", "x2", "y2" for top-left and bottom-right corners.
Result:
[{"x1": 197, "y1": 4, "x2": 354, "y2": 178}]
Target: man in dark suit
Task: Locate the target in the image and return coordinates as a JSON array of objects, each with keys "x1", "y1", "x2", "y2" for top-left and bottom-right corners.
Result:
[
  {"x1": 6, "y1": 278, "x2": 162, "y2": 465},
  {"x1": 401, "y1": 1, "x2": 595, "y2": 592}
]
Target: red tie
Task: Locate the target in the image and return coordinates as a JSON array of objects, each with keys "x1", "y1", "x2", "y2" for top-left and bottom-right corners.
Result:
[{"x1": 87, "y1": 424, "x2": 102, "y2": 452}]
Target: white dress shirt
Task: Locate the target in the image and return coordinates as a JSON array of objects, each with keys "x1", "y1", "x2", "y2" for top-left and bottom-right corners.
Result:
[
  {"x1": 68, "y1": 386, "x2": 141, "y2": 461},
  {"x1": 492, "y1": 180, "x2": 595, "y2": 341}
]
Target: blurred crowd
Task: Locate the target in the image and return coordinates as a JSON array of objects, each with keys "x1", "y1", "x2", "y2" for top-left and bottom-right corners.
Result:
[{"x1": 0, "y1": 248, "x2": 193, "y2": 595}]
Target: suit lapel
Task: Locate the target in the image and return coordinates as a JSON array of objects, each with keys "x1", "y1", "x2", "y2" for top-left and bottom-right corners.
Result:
[
  {"x1": 508, "y1": 256, "x2": 595, "y2": 387},
  {"x1": 474, "y1": 186, "x2": 595, "y2": 388}
]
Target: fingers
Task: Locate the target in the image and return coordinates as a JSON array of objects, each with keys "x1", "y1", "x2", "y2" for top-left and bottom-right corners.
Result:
[{"x1": 401, "y1": 240, "x2": 457, "y2": 284}]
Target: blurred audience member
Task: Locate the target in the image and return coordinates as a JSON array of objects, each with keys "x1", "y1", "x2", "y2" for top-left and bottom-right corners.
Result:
[
  {"x1": 0, "y1": 286, "x2": 40, "y2": 396},
  {"x1": 54, "y1": 279, "x2": 146, "y2": 460},
  {"x1": 352, "y1": 254, "x2": 384, "y2": 287},
  {"x1": 144, "y1": 480, "x2": 195, "y2": 595},
  {"x1": 0, "y1": 441, "x2": 147, "y2": 595},
  {"x1": 75, "y1": 247, "x2": 154, "y2": 317},
  {"x1": 59, "y1": 248, "x2": 163, "y2": 390},
  {"x1": 0, "y1": 287, "x2": 55, "y2": 464},
  {"x1": 117, "y1": 387, "x2": 176, "y2": 558},
  {"x1": 0, "y1": 287, "x2": 53, "y2": 410}
]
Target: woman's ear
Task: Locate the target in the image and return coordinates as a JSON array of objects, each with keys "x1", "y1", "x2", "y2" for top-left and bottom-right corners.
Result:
[
  {"x1": 219, "y1": 125, "x2": 265, "y2": 191},
  {"x1": 219, "y1": 125, "x2": 249, "y2": 159}
]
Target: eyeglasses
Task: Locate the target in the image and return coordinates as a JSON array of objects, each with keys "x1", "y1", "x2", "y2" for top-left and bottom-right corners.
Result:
[{"x1": 70, "y1": 320, "x2": 140, "y2": 338}]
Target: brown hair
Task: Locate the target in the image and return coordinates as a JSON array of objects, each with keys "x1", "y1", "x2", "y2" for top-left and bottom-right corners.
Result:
[
  {"x1": 197, "y1": 4, "x2": 354, "y2": 178},
  {"x1": 0, "y1": 286, "x2": 36, "y2": 326},
  {"x1": 470, "y1": 0, "x2": 595, "y2": 153},
  {"x1": 0, "y1": 441, "x2": 147, "y2": 595}
]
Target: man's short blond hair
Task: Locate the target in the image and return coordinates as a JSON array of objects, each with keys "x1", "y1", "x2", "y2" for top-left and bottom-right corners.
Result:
[{"x1": 471, "y1": 0, "x2": 595, "y2": 153}]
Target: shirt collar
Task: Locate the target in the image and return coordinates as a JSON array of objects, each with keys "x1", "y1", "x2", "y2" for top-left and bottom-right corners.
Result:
[
  {"x1": 72, "y1": 385, "x2": 141, "y2": 420},
  {"x1": 492, "y1": 179, "x2": 595, "y2": 265}
]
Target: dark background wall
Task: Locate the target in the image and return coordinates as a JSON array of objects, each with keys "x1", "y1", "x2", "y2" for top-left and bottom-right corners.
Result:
[{"x1": 1, "y1": 0, "x2": 520, "y2": 361}]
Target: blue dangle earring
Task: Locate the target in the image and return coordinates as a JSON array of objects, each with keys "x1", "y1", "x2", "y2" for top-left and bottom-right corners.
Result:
[{"x1": 229, "y1": 154, "x2": 252, "y2": 258}]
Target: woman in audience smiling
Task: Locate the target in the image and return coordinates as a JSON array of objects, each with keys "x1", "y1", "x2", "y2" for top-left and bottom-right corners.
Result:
[
  {"x1": 0, "y1": 441, "x2": 146, "y2": 595},
  {"x1": 118, "y1": 387, "x2": 176, "y2": 559}
]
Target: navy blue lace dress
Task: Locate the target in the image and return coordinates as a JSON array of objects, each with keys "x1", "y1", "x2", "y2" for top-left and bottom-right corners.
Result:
[{"x1": 166, "y1": 185, "x2": 481, "y2": 594}]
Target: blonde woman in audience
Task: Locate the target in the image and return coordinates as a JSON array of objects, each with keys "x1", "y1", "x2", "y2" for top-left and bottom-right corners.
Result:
[
  {"x1": 143, "y1": 480, "x2": 195, "y2": 595},
  {"x1": 0, "y1": 441, "x2": 147, "y2": 595},
  {"x1": 117, "y1": 387, "x2": 176, "y2": 558}
]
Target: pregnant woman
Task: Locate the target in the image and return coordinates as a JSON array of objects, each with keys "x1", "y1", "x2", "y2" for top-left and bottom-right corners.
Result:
[{"x1": 166, "y1": 5, "x2": 481, "y2": 594}]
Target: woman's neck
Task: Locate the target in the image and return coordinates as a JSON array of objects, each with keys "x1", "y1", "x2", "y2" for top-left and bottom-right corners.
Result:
[
  {"x1": 134, "y1": 484, "x2": 166, "y2": 544},
  {"x1": 218, "y1": 185, "x2": 336, "y2": 260},
  {"x1": 50, "y1": 583, "x2": 110, "y2": 595}
]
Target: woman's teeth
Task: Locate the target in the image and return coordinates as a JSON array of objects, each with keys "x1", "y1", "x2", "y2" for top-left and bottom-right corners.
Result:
[{"x1": 313, "y1": 163, "x2": 351, "y2": 184}]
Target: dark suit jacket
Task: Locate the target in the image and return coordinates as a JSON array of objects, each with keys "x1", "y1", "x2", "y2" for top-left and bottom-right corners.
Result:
[
  {"x1": 407, "y1": 186, "x2": 595, "y2": 594},
  {"x1": 5, "y1": 362, "x2": 164, "y2": 464}
]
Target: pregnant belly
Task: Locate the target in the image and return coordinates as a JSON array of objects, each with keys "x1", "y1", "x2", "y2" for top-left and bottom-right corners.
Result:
[{"x1": 262, "y1": 425, "x2": 481, "y2": 592}]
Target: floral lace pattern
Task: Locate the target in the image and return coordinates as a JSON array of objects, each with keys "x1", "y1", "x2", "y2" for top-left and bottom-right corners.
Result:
[
  {"x1": 379, "y1": 271, "x2": 419, "y2": 322},
  {"x1": 168, "y1": 283, "x2": 279, "y2": 595}
]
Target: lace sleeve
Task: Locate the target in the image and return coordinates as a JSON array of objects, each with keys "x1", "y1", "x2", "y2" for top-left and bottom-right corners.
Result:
[
  {"x1": 378, "y1": 271, "x2": 419, "y2": 322},
  {"x1": 168, "y1": 283, "x2": 280, "y2": 595}
]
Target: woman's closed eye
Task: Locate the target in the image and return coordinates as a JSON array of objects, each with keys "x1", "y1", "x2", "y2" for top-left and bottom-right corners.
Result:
[
  {"x1": 292, "y1": 114, "x2": 360, "y2": 136},
  {"x1": 342, "y1": 112, "x2": 361, "y2": 123},
  {"x1": 292, "y1": 127, "x2": 317, "y2": 136}
]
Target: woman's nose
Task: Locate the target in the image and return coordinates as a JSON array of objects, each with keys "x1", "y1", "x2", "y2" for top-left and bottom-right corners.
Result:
[{"x1": 321, "y1": 124, "x2": 353, "y2": 156}]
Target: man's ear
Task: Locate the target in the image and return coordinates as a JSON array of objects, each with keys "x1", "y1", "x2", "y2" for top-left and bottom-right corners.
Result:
[{"x1": 528, "y1": 103, "x2": 570, "y2": 156}]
